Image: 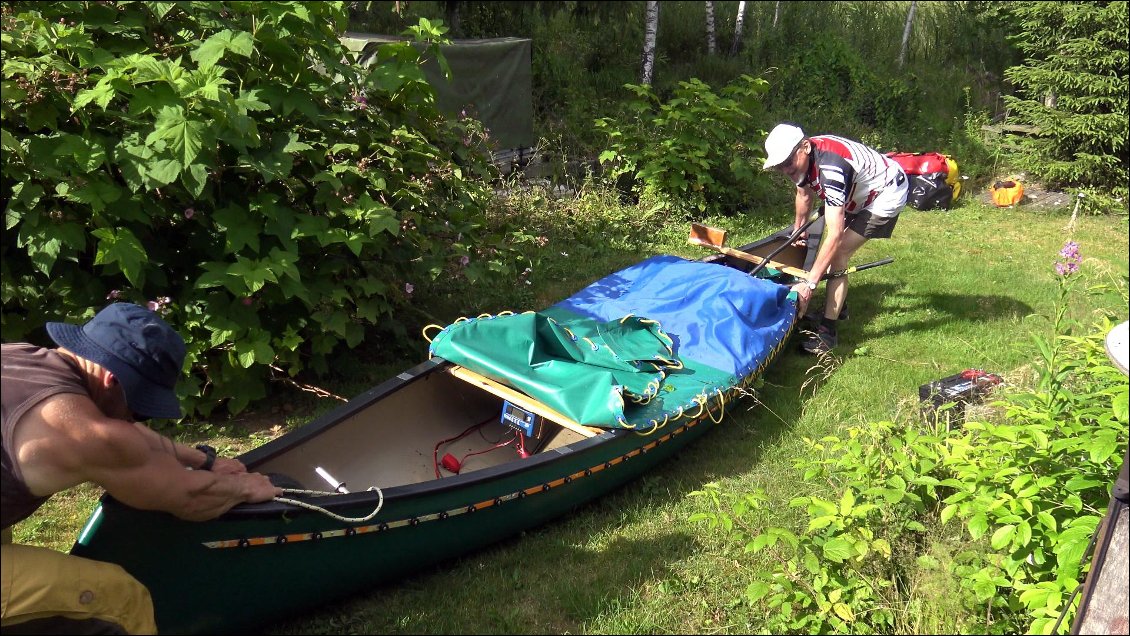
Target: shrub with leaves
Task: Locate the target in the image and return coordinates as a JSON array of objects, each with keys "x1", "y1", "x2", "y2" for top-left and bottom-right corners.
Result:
[
  {"x1": 689, "y1": 241, "x2": 1128, "y2": 634},
  {"x1": 2, "y1": 2, "x2": 517, "y2": 416},
  {"x1": 690, "y1": 420, "x2": 943, "y2": 634},
  {"x1": 594, "y1": 75, "x2": 771, "y2": 216}
]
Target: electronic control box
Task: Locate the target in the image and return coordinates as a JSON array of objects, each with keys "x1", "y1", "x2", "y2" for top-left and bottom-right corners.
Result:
[{"x1": 501, "y1": 401, "x2": 544, "y2": 440}]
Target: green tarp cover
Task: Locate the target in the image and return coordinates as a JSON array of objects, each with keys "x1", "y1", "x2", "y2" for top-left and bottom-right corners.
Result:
[
  {"x1": 429, "y1": 256, "x2": 797, "y2": 430},
  {"x1": 342, "y1": 32, "x2": 534, "y2": 150}
]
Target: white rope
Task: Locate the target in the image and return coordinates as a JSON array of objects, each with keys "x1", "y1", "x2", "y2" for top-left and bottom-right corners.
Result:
[{"x1": 272, "y1": 486, "x2": 384, "y2": 524}]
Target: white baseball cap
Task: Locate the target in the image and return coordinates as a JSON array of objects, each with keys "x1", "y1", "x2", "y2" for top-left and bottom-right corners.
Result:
[{"x1": 763, "y1": 123, "x2": 806, "y2": 169}]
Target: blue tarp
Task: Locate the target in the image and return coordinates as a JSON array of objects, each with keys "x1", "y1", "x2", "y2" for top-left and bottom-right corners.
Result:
[{"x1": 430, "y1": 255, "x2": 797, "y2": 428}]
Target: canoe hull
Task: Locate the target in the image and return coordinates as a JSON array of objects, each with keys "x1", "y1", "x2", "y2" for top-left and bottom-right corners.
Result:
[
  {"x1": 72, "y1": 361, "x2": 761, "y2": 634},
  {"x1": 70, "y1": 234, "x2": 805, "y2": 634}
]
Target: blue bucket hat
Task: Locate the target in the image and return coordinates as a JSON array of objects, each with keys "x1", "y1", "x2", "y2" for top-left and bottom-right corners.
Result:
[{"x1": 46, "y1": 303, "x2": 186, "y2": 420}]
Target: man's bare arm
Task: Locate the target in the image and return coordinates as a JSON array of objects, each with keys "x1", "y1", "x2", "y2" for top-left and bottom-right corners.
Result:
[
  {"x1": 794, "y1": 185, "x2": 813, "y2": 233},
  {"x1": 15, "y1": 394, "x2": 280, "y2": 521},
  {"x1": 128, "y1": 422, "x2": 247, "y2": 474}
]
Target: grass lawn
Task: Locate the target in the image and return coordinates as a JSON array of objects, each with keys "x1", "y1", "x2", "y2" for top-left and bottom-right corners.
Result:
[{"x1": 13, "y1": 196, "x2": 1128, "y2": 634}]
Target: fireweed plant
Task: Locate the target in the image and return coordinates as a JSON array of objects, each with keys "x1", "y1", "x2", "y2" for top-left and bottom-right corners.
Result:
[{"x1": 689, "y1": 240, "x2": 1128, "y2": 634}]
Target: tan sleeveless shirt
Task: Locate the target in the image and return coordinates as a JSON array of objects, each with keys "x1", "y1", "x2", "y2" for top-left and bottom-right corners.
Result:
[{"x1": 2, "y1": 343, "x2": 88, "y2": 529}]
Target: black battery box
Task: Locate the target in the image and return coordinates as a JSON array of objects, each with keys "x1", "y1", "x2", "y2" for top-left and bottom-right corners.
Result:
[{"x1": 919, "y1": 369, "x2": 1003, "y2": 424}]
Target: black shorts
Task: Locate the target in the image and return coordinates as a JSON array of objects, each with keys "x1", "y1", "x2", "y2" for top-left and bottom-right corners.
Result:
[{"x1": 846, "y1": 209, "x2": 899, "y2": 239}]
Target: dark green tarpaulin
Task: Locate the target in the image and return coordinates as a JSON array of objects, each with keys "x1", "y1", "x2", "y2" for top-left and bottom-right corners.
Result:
[{"x1": 342, "y1": 32, "x2": 534, "y2": 150}]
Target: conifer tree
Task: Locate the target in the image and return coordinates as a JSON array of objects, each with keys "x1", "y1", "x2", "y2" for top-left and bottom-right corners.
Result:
[{"x1": 1000, "y1": 1, "x2": 1128, "y2": 196}]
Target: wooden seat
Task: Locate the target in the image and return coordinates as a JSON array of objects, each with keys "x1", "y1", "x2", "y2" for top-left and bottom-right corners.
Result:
[{"x1": 445, "y1": 365, "x2": 604, "y2": 438}]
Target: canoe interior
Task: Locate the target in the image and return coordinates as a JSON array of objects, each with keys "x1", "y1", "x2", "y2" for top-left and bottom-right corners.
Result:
[
  {"x1": 249, "y1": 367, "x2": 593, "y2": 492},
  {"x1": 247, "y1": 225, "x2": 820, "y2": 494},
  {"x1": 710, "y1": 217, "x2": 824, "y2": 273}
]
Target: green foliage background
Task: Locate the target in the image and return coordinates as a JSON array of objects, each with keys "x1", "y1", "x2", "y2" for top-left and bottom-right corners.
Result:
[
  {"x1": 1, "y1": 1, "x2": 518, "y2": 416},
  {"x1": 352, "y1": 1, "x2": 1127, "y2": 206}
]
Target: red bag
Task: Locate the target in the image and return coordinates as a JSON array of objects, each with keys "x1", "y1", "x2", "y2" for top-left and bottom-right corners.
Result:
[{"x1": 885, "y1": 151, "x2": 950, "y2": 176}]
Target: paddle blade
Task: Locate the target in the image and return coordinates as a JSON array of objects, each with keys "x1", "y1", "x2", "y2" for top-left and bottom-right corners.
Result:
[{"x1": 689, "y1": 222, "x2": 728, "y2": 248}]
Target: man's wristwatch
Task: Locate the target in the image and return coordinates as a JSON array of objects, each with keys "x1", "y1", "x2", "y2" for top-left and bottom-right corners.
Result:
[
  {"x1": 805, "y1": 280, "x2": 818, "y2": 291},
  {"x1": 195, "y1": 444, "x2": 217, "y2": 471}
]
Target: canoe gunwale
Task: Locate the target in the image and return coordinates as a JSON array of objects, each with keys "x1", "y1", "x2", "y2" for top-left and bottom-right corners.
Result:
[{"x1": 219, "y1": 365, "x2": 623, "y2": 518}]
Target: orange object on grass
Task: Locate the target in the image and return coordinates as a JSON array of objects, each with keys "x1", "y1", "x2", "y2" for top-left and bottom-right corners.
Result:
[{"x1": 991, "y1": 180, "x2": 1024, "y2": 207}]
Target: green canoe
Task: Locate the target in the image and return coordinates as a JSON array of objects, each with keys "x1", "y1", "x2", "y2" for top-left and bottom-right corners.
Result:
[{"x1": 69, "y1": 226, "x2": 815, "y2": 634}]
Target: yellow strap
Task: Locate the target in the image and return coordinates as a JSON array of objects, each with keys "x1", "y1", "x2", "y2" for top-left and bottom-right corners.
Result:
[{"x1": 422, "y1": 324, "x2": 444, "y2": 343}]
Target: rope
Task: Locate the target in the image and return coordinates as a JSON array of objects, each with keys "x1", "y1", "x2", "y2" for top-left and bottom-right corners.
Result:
[
  {"x1": 635, "y1": 413, "x2": 670, "y2": 436},
  {"x1": 273, "y1": 486, "x2": 385, "y2": 524},
  {"x1": 632, "y1": 418, "x2": 662, "y2": 436},
  {"x1": 707, "y1": 387, "x2": 727, "y2": 424}
]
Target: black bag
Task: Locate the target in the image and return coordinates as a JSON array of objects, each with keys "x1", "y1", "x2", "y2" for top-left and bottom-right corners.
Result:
[{"x1": 907, "y1": 172, "x2": 953, "y2": 210}]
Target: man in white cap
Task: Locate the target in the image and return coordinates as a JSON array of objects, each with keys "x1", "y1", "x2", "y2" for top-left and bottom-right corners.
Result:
[
  {"x1": 1, "y1": 303, "x2": 282, "y2": 634},
  {"x1": 762, "y1": 123, "x2": 908, "y2": 354}
]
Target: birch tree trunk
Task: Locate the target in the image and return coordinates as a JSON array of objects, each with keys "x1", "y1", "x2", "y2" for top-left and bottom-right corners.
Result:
[
  {"x1": 729, "y1": 0, "x2": 746, "y2": 57},
  {"x1": 898, "y1": 0, "x2": 917, "y2": 68},
  {"x1": 705, "y1": 1, "x2": 716, "y2": 56},
  {"x1": 773, "y1": 0, "x2": 781, "y2": 28},
  {"x1": 641, "y1": 0, "x2": 659, "y2": 85}
]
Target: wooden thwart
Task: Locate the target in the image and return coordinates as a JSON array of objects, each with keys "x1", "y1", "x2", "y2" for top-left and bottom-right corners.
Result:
[
  {"x1": 446, "y1": 365, "x2": 603, "y2": 438},
  {"x1": 689, "y1": 222, "x2": 809, "y2": 278}
]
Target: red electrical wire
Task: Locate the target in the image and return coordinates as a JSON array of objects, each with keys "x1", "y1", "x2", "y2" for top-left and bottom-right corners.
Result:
[
  {"x1": 433, "y1": 417, "x2": 495, "y2": 478},
  {"x1": 451, "y1": 433, "x2": 518, "y2": 470}
]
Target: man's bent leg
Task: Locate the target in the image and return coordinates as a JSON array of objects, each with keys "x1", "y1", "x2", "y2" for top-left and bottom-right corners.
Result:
[
  {"x1": 824, "y1": 229, "x2": 868, "y2": 320},
  {"x1": 1, "y1": 543, "x2": 156, "y2": 635}
]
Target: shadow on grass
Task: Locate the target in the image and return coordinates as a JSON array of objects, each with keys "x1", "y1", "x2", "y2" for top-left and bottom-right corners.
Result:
[
  {"x1": 817, "y1": 281, "x2": 1037, "y2": 344},
  {"x1": 265, "y1": 528, "x2": 699, "y2": 634}
]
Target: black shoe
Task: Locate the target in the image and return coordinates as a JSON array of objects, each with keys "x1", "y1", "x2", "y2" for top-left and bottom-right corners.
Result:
[{"x1": 801, "y1": 325, "x2": 838, "y2": 354}]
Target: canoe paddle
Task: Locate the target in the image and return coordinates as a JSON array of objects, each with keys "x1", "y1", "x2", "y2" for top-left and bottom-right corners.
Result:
[
  {"x1": 688, "y1": 231, "x2": 810, "y2": 278},
  {"x1": 688, "y1": 220, "x2": 894, "y2": 281},
  {"x1": 822, "y1": 257, "x2": 895, "y2": 281},
  {"x1": 747, "y1": 205, "x2": 825, "y2": 278}
]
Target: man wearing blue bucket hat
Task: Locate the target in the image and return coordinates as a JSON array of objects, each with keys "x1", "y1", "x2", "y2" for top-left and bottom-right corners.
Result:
[{"x1": 1, "y1": 303, "x2": 282, "y2": 634}]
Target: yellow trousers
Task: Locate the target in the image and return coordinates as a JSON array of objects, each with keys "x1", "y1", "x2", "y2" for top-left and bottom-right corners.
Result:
[{"x1": 1, "y1": 540, "x2": 157, "y2": 634}]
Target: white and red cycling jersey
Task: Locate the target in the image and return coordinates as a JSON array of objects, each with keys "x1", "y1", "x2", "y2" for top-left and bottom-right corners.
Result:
[{"x1": 795, "y1": 135, "x2": 907, "y2": 217}]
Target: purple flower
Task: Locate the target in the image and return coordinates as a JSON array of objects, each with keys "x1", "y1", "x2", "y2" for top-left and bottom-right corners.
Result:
[
  {"x1": 1059, "y1": 241, "x2": 1080, "y2": 261},
  {"x1": 1055, "y1": 261, "x2": 1079, "y2": 276},
  {"x1": 184, "y1": 207, "x2": 195, "y2": 220},
  {"x1": 459, "y1": 255, "x2": 470, "y2": 267},
  {"x1": 106, "y1": 289, "x2": 122, "y2": 300},
  {"x1": 405, "y1": 283, "x2": 414, "y2": 295},
  {"x1": 146, "y1": 296, "x2": 173, "y2": 314},
  {"x1": 1054, "y1": 240, "x2": 1082, "y2": 277}
]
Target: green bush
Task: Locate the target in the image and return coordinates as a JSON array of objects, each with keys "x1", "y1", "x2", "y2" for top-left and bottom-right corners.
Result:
[
  {"x1": 594, "y1": 75, "x2": 771, "y2": 217},
  {"x1": 1, "y1": 1, "x2": 518, "y2": 417},
  {"x1": 689, "y1": 244, "x2": 1128, "y2": 634}
]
